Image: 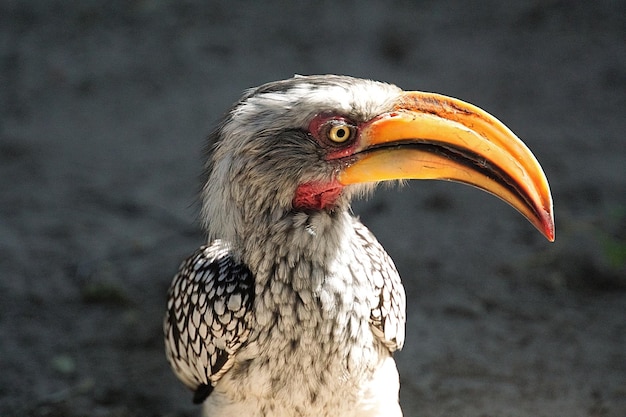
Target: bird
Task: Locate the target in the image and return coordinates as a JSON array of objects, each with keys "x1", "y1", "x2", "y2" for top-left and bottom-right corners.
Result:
[{"x1": 163, "y1": 75, "x2": 555, "y2": 417}]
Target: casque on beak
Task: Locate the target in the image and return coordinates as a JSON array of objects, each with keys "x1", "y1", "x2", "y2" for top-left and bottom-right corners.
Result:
[{"x1": 338, "y1": 91, "x2": 555, "y2": 241}]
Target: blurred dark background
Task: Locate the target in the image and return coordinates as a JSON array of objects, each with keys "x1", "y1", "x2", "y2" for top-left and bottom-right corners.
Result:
[{"x1": 1, "y1": 1, "x2": 625, "y2": 416}]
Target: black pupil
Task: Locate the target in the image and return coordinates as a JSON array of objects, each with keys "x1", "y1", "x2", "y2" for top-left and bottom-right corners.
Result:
[{"x1": 336, "y1": 128, "x2": 346, "y2": 138}]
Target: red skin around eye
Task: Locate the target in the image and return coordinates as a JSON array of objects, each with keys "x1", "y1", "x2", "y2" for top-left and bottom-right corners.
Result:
[{"x1": 307, "y1": 113, "x2": 361, "y2": 160}]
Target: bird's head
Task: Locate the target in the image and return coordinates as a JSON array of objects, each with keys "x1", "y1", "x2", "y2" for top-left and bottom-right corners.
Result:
[{"x1": 201, "y1": 75, "x2": 554, "y2": 248}]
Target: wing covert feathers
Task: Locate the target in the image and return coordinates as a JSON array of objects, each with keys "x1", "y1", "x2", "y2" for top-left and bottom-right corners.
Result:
[
  {"x1": 353, "y1": 223, "x2": 406, "y2": 352},
  {"x1": 164, "y1": 241, "x2": 255, "y2": 402}
]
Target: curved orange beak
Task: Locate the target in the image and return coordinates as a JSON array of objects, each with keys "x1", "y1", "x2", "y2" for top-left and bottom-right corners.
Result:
[{"x1": 338, "y1": 92, "x2": 555, "y2": 241}]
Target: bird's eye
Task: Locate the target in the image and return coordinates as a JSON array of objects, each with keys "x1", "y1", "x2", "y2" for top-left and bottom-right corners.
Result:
[{"x1": 327, "y1": 123, "x2": 355, "y2": 144}]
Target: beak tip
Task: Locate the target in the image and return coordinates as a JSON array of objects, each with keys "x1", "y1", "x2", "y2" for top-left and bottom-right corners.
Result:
[{"x1": 540, "y1": 209, "x2": 556, "y2": 242}]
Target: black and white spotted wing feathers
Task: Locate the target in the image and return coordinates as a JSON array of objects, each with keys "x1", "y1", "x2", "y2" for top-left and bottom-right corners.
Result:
[
  {"x1": 354, "y1": 222, "x2": 406, "y2": 353},
  {"x1": 164, "y1": 241, "x2": 255, "y2": 403}
]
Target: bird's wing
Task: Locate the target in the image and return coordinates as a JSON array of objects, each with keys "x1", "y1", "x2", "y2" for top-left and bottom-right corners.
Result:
[
  {"x1": 354, "y1": 222, "x2": 406, "y2": 353},
  {"x1": 164, "y1": 241, "x2": 255, "y2": 404}
]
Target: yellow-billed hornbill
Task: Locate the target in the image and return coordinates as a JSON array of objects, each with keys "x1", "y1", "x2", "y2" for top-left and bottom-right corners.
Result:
[{"x1": 164, "y1": 75, "x2": 554, "y2": 417}]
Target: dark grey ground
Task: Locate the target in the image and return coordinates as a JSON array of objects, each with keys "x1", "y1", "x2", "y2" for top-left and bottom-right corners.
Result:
[{"x1": 1, "y1": 1, "x2": 625, "y2": 416}]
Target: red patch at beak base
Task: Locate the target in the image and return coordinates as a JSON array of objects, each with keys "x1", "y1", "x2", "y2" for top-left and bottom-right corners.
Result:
[{"x1": 293, "y1": 181, "x2": 344, "y2": 211}]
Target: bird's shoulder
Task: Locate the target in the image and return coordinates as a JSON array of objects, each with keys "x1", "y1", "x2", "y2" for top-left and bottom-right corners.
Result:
[
  {"x1": 352, "y1": 220, "x2": 406, "y2": 352},
  {"x1": 164, "y1": 240, "x2": 255, "y2": 403}
]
